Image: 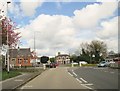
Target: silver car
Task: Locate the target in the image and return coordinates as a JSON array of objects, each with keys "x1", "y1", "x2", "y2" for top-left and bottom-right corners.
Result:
[{"x1": 97, "y1": 61, "x2": 109, "y2": 67}]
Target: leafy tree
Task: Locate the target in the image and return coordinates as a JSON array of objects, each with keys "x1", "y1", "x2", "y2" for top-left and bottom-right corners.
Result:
[
  {"x1": 50, "y1": 57, "x2": 55, "y2": 63},
  {"x1": 88, "y1": 40, "x2": 107, "y2": 63},
  {"x1": 70, "y1": 54, "x2": 78, "y2": 63},
  {"x1": 75, "y1": 40, "x2": 107, "y2": 63}
]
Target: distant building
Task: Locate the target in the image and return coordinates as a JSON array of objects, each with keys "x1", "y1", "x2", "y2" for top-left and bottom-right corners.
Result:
[
  {"x1": 55, "y1": 52, "x2": 70, "y2": 64},
  {"x1": 105, "y1": 51, "x2": 119, "y2": 62},
  {"x1": 9, "y1": 48, "x2": 35, "y2": 67}
]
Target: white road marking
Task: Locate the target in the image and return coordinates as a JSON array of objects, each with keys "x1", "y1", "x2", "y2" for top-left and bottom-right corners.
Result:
[
  {"x1": 80, "y1": 78, "x2": 87, "y2": 83},
  {"x1": 21, "y1": 85, "x2": 33, "y2": 89},
  {"x1": 76, "y1": 78, "x2": 82, "y2": 83},
  {"x1": 81, "y1": 84, "x2": 93, "y2": 89},
  {"x1": 14, "y1": 79, "x2": 23, "y2": 82},
  {"x1": 82, "y1": 83, "x2": 93, "y2": 86},
  {"x1": 72, "y1": 72, "x2": 77, "y2": 76},
  {"x1": 110, "y1": 72, "x2": 114, "y2": 74},
  {"x1": 68, "y1": 72, "x2": 73, "y2": 77}
]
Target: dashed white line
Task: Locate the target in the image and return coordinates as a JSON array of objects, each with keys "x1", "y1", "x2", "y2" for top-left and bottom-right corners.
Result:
[
  {"x1": 82, "y1": 83, "x2": 93, "y2": 86},
  {"x1": 72, "y1": 72, "x2": 77, "y2": 76},
  {"x1": 21, "y1": 85, "x2": 33, "y2": 89},
  {"x1": 68, "y1": 72, "x2": 73, "y2": 77},
  {"x1": 76, "y1": 78, "x2": 82, "y2": 83},
  {"x1": 80, "y1": 78, "x2": 87, "y2": 83},
  {"x1": 81, "y1": 84, "x2": 93, "y2": 89}
]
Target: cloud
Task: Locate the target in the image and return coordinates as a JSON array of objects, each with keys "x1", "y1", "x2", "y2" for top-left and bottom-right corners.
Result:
[
  {"x1": 73, "y1": 2, "x2": 117, "y2": 29},
  {"x1": 17, "y1": 14, "x2": 79, "y2": 56},
  {"x1": 16, "y1": 1, "x2": 118, "y2": 56},
  {"x1": 97, "y1": 17, "x2": 118, "y2": 39},
  {"x1": 20, "y1": 0, "x2": 44, "y2": 16}
]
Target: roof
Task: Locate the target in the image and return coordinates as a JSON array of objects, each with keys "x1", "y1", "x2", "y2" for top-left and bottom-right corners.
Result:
[
  {"x1": 56, "y1": 54, "x2": 70, "y2": 57},
  {"x1": 9, "y1": 48, "x2": 31, "y2": 58}
]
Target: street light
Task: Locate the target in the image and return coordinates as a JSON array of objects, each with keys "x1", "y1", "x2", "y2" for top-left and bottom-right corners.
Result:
[{"x1": 6, "y1": 1, "x2": 11, "y2": 73}]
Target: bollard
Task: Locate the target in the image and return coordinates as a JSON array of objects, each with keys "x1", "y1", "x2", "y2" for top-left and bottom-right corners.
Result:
[
  {"x1": 71, "y1": 61, "x2": 74, "y2": 67},
  {"x1": 79, "y1": 62, "x2": 82, "y2": 67},
  {"x1": 19, "y1": 64, "x2": 21, "y2": 68},
  {"x1": 43, "y1": 64, "x2": 46, "y2": 70}
]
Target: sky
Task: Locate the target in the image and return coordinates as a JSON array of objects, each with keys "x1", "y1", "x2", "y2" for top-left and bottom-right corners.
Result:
[{"x1": 0, "y1": 0, "x2": 119, "y2": 57}]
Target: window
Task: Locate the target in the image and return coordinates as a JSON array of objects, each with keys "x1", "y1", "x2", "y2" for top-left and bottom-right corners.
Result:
[{"x1": 18, "y1": 58, "x2": 22, "y2": 64}]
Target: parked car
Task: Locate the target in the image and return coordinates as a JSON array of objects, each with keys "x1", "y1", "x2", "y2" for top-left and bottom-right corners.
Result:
[
  {"x1": 79, "y1": 61, "x2": 88, "y2": 65},
  {"x1": 50, "y1": 62, "x2": 58, "y2": 68},
  {"x1": 97, "y1": 61, "x2": 109, "y2": 67}
]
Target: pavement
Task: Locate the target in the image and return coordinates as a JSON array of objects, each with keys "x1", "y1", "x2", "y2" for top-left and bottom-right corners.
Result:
[{"x1": 0, "y1": 67, "x2": 45, "y2": 91}]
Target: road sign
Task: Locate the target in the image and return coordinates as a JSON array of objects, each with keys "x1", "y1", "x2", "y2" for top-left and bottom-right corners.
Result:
[{"x1": 0, "y1": 44, "x2": 8, "y2": 55}]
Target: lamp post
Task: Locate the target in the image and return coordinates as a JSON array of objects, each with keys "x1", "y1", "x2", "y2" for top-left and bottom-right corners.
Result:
[{"x1": 6, "y1": 1, "x2": 11, "y2": 73}]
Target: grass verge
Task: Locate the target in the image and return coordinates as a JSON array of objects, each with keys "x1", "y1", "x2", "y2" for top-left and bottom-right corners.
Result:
[{"x1": 2, "y1": 70, "x2": 21, "y2": 80}]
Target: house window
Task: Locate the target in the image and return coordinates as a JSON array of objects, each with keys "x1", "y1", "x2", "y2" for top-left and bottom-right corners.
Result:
[{"x1": 18, "y1": 58, "x2": 22, "y2": 64}]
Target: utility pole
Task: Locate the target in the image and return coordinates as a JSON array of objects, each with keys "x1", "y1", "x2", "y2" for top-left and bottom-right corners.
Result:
[
  {"x1": 34, "y1": 32, "x2": 36, "y2": 67},
  {"x1": 34, "y1": 32, "x2": 36, "y2": 52},
  {"x1": 6, "y1": 1, "x2": 11, "y2": 73}
]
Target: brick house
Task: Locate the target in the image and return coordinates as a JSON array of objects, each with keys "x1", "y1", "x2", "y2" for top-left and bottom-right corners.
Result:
[
  {"x1": 55, "y1": 52, "x2": 70, "y2": 64},
  {"x1": 9, "y1": 48, "x2": 34, "y2": 67}
]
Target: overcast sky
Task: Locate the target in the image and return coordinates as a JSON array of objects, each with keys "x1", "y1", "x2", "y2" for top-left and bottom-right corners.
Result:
[{"x1": 0, "y1": 0, "x2": 118, "y2": 57}]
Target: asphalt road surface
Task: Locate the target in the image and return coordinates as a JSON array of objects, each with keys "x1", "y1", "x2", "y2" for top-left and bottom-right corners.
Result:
[
  {"x1": 19, "y1": 67, "x2": 88, "y2": 89},
  {"x1": 68, "y1": 67, "x2": 119, "y2": 90}
]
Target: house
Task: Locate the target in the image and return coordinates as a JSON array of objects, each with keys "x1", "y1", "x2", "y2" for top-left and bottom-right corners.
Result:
[
  {"x1": 55, "y1": 52, "x2": 70, "y2": 64},
  {"x1": 9, "y1": 48, "x2": 34, "y2": 67}
]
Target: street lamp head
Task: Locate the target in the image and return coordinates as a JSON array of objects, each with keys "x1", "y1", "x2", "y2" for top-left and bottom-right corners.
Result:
[{"x1": 7, "y1": 1, "x2": 11, "y2": 4}]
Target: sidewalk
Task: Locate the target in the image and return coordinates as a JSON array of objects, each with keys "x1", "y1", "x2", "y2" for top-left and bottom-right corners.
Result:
[{"x1": 1, "y1": 68, "x2": 46, "y2": 91}]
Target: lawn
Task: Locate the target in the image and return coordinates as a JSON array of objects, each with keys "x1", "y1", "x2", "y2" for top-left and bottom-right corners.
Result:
[
  {"x1": 2, "y1": 67, "x2": 44, "y2": 81},
  {"x1": 2, "y1": 70, "x2": 22, "y2": 80},
  {"x1": 65, "y1": 63, "x2": 97, "y2": 67}
]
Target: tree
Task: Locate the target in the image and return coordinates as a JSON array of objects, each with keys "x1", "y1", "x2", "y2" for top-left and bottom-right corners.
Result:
[
  {"x1": 88, "y1": 40, "x2": 107, "y2": 63},
  {"x1": 70, "y1": 54, "x2": 78, "y2": 62},
  {"x1": 50, "y1": 57, "x2": 55, "y2": 63},
  {"x1": 0, "y1": 17, "x2": 21, "y2": 48},
  {"x1": 75, "y1": 40, "x2": 107, "y2": 63}
]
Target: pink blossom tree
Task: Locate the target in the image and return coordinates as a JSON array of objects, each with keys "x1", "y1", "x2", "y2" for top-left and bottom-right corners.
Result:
[{"x1": 0, "y1": 17, "x2": 21, "y2": 48}]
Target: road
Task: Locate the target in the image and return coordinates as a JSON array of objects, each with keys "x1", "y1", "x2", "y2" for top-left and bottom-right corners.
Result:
[
  {"x1": 19, "y1": 67, "x2": 88, "y2": 89},
  {"x1": 68, "y1": 67, "x2": 119, "y2": 90}
]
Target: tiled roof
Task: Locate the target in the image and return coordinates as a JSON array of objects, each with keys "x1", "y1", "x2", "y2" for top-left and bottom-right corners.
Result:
[
  {"x1": 56, "y1": 54, "x2": 70, "y2": 57},
  {"x1": 9, "y1": 48, "x2": 31, "y2": 58}
]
